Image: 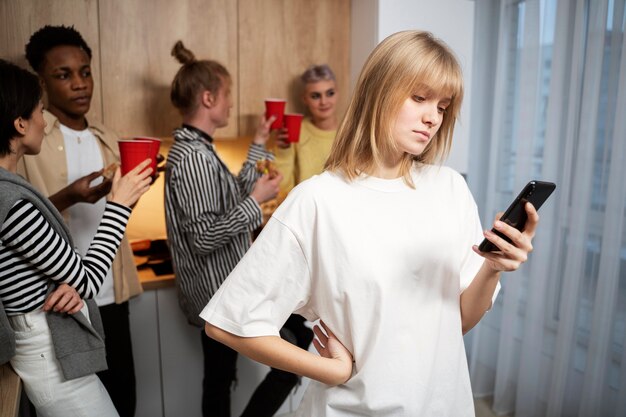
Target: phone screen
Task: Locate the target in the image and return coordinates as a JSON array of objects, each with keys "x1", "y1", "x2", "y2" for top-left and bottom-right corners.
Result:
[{"x1": 478, "y1": 180, "x2": 556, "y2": 252}]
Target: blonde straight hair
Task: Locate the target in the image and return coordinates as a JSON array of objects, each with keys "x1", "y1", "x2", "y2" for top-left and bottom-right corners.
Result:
[{"x1": 325, "y1": 31, "x2": 464, "y2": 185}]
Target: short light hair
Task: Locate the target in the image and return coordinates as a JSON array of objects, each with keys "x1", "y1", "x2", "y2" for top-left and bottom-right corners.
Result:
[
  {"x1": 300, "y1": 64, "x2": 336, "y2": 84},
  {"x1": 325, "y1": 31, "x2": 464, "y2": 185}
]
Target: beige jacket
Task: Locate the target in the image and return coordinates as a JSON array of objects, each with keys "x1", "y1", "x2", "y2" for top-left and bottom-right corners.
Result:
[{"x1": 17, "y1": 110, "x2": 143, "y2": 304}]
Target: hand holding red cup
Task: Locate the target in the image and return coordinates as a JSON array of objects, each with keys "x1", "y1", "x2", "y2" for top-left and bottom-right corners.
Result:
[
  {"x1": 118, "y1": 140, "x2": 155, "y2": 175},
  {"x1": 264, "y1": 99, "x2": 286, "y2": 130},
  {"x1": 133, "y1": 137, "x2": 161, "y2": 175},
  {"x1": 283, "y1": 113, "x2": 303, "y2": 143}
]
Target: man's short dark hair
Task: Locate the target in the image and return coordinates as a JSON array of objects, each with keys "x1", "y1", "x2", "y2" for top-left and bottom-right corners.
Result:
[{"x1": 25, "y1": 25, "x2": 92, "y2": 73}]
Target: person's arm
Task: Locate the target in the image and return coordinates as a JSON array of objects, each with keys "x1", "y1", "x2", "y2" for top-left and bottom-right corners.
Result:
[
  {"x1": 0, "y1": 160, "x2": 152, "y2": 298},
  {"x1": 43, "y1": 283, "x2": 84, "y2": 314},
  {"x1": 205, "y1": 320, "x2": 353, "y2": 386},
  {"x1": 236, "y1": 116, "x2": 276, "y2": 196},
  {"x1": 1, "y1": 199, "x2": 129, "y2": 298},
  {"x1": 48, "y1": 170, "x2": 112, "y2": 212},
  {"x1": 459, "y1": 264, "x2": 501, "y2": 334},
  {"x1": 460, "y1": 202, "x2": 539, "y2": 333},
  {"x1": 172, "y1": 153, "x2": 276, "y2": 255}
]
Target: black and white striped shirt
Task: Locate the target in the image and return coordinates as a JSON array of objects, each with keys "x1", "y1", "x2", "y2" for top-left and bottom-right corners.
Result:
[
  {"x1": 164, "y1": 126, "x2": 272, "y2": 326},
  {"x1": 0, "y1": 200, "x2": 131, "y2": 315}
]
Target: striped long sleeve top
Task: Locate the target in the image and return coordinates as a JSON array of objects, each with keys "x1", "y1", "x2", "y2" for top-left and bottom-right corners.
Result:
[
  {"x1": 164, "y1": 125, "x2": 272, "y2": 326},
  {"x1": 0, "y1": 200, "x2": 131, "y2": 315}
]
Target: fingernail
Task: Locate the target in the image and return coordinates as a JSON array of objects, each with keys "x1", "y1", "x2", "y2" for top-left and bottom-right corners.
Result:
[{"x1": 494, "y1": 221, "x2": 504, "y2": 229}]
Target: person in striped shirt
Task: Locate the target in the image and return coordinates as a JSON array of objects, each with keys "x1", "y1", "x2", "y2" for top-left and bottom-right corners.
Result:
[
  {"x1": 0, "y1": 59, "x2": 152, "y2": 417},
  {"x1": 165, "y1": 41, "x2": 303, "y2": 417}
]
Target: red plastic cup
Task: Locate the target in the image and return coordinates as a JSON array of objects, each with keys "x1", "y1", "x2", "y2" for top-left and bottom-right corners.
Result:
[
  {"x1": 264, "y1": 99, "x2": 286, "y2": 130},
  {"x1": 118, "y1": 140, "x2": 154, "y2": 175},
  {"x1": 133, "y1": 136, "x2": 161, "y2": 174},
  {"x1": 283, "y1": 113, "x2": 303, "y2": 143}
]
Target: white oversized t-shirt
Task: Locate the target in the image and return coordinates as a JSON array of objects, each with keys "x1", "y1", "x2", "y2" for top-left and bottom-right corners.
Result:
[{"x1": 200, "y1": 164, "x2": 498, "y2": 416}]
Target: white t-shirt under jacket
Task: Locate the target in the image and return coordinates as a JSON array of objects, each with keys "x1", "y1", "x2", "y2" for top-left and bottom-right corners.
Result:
[{"x1": 201, "y1": 163, "x2": 499, "y2": 416}]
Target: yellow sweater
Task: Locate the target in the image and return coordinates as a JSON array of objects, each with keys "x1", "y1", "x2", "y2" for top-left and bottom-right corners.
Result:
[{"x1": 274, "y1": 118, "x2": 336, "y2": 196}]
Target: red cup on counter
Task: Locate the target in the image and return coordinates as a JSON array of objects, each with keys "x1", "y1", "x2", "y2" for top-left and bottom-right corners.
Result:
[
  {"x1": 283, "y1": 113, "x2": 303, "y2": 143},
  {"x1": 133, "y1": 136, "x2": 161, "y2": 174},
  {"x1": 118, "y1": 140, "x2": 154, "y2": 175},
  {"x1": 264, "y1": 99, "x2": 286, "y2": 130}
]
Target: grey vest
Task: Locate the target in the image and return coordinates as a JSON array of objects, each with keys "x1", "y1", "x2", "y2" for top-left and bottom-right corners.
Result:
[{"x1": 0, "y1": 167, "x2": 107, "y2": 380}]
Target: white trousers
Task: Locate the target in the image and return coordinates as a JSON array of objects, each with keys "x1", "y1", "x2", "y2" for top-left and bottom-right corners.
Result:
[{"x1": 8, "y1": 307, "x2": 119, "y2": 417}]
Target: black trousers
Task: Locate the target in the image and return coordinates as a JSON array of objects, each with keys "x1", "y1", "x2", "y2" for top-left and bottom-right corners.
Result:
[
  {"x1": 201, "y1": 314, "x2": 313, "y2": 417},
  {"x1": 97, "y1": 301, "x2": 137, "y2": 417}
]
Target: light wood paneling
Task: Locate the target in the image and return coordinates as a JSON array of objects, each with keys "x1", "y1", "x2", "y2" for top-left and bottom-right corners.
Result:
[
  {"x1": 0, "y1": 0, "x2": 104, "y2": 123},
  {"x1": 238, "y1": 0, "x2": 351, "y2": 135},
  {"x1": 98, "y1": 0, "x2": 238, "y2": 138},
  {"x1": 1, "y1": 0, "x2": 350, "y2": 139},
  {"x1": 0, "y1": 364, "x2": 21, "y2": 417}
]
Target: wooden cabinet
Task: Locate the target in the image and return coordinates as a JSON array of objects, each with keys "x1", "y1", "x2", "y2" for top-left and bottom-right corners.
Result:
[{"x1": 0, "y1": 0, "x2": 350, "y2": 139}]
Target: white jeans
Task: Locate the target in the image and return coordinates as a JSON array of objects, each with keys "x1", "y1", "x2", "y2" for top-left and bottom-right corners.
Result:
[{"x1": 8, "y1": 307, "x2": 118, "y2": 417}]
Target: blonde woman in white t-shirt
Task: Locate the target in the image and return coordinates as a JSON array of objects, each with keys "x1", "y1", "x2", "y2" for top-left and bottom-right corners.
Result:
[{"x1": 201, "y1": 31, "x2": 539, "y2": 416}]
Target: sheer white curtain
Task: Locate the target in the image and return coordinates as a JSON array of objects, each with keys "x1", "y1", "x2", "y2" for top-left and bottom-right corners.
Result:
[{"x1": 466, "y1": 0, "x2": 626, "y2": 416}]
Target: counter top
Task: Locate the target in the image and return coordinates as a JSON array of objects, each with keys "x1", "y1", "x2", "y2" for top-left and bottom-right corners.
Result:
[{"x1": 137, "y1": 265, "x2": 175, "y2": 291}]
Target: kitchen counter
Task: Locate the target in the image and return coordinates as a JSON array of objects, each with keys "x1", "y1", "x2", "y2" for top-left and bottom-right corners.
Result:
[{"x1": 136, "y1": 264, "x2": 175, "y2": 290}]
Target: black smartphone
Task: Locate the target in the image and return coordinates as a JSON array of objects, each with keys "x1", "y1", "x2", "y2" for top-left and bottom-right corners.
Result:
[{"x1": 478, "y1": 180, "x2": 556, "y2": 252}]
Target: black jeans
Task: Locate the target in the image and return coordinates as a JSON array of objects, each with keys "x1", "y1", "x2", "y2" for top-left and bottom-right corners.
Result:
[
  {"x1": 201, "y1": 314, "x2": 313, "y2": 417},
  {"x1": 96, "y1": 301, "x2": 136, "y2": 417}
]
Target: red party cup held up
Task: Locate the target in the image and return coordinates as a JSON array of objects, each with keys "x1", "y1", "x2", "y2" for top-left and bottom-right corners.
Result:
[
  {"x1": 133, "y1": 136, "x2": 161, "y2": 174},
  {"x1": 283, "y1": 113, "x2": 303, "y2": 143},
  {"x1": 118, "y1": 140, "x2": 154, "y2": 175},
  {"x1": 264, "y1": 99, "x2": 286, "y2": 130}
]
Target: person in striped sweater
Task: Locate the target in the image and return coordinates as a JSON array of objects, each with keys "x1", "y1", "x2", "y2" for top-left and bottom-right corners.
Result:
[
  {"x1": 0, "y1": 59, "x2": 152, "y2": 417},
  {"x1": 165, "y1": 41, "x2": 306, "y2": 417}
]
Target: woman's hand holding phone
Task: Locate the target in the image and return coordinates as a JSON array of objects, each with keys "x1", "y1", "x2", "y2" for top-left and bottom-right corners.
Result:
[
  {"x1": 473, "y1": 180, "x2": 555, "y2": 273},
  {"x1": 473, "y1": 202, "x2": 539, "y2": 273}
]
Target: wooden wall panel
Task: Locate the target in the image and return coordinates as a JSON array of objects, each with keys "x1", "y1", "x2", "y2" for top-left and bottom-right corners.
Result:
[
  {"x1": 98, "y1": 0, "x2": 238, "y2": 138},
  {"x1": 0, "y1": 0, "x2": 104, "y2": 123},
  {"x1": 238, "y1": 0, "x2": 351, "y2": 135},
  {"x1": 0, "y1": 0, "x2": 350, "y2": 139}
]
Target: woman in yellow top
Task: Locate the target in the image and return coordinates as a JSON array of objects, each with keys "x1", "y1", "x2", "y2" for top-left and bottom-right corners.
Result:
[{"x1": 274, "y1": 64, "x2": 338, "y2": 196}]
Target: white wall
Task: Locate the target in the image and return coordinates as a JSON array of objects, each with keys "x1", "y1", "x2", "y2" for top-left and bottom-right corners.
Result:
[{"x1": 350, "y1": 0, "x2": 475, "y2": 174}]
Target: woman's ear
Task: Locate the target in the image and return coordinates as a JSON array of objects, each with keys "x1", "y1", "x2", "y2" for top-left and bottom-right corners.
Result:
[{"x1": 13, "y1": 117, "x2": 27, "y2": 135}]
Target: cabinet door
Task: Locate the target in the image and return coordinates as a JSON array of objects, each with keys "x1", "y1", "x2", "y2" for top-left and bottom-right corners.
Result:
[
  {"x1": 157, "y1": 286, "x2": 204, "y2": 417},
  {"x1": 238, "y1": 0, "x2": 350, "y2": 136},
  {"x1": 98, "y1": 0, "x2": 238, "y2": 138},
  {"x1": 130, "y1": 291, "x2": 164, "y2": 417},
  {"x1": 156, "y1": 286, "x2": 296, "y2": 416}
]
